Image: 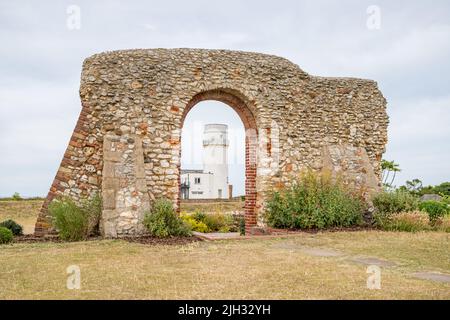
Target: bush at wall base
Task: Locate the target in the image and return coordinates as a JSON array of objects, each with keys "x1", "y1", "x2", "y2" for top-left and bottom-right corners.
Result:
[
  {"x1": 48, "y1": 193, "x2": 102, "y2": 242},
  {"x1": 265, "y1": 171, "x2": 364, "y2": 230},
  {"x1": 143, "y1": 199, "x2": 192, "y2": 238}
]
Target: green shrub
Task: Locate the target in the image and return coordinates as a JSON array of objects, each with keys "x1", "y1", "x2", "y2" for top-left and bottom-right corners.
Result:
[
  {"x1": 265, "y1": 192, "x2": 294, "y2": 228},
  {"x1": 218, "y1": 225, "x2": 231, "y2": 233},
  {"x1": 265, "y1": 171, "x2": 364, "y2": 229},
  {"x1": 441, "y1": 195, "x2": 450, "y2": 205},
  {"x1": 0, "y1": 227, "x2": 13, "y2": 244},
  {"x1": 181, "y1": 215, "x2": 210, "y2": 233},
  {"x1": 0, "y1": 219, "x2": 23, "y2": 236},
  {"x1": 203, "y1": 214, "x2": 227, "y2": 232},
  {"x1": 192, "y1": 211, "x2": 207, "y2": 223},
  {"x1": 200, "y1": 212, "x2": 234, "y2": 232},
  {"x1": 381, "y1": 211, "x2": 431, "y2": 232},
  {"x1": 373, "y1": 190, "x2": 419, "y2": 225},
  {"x1": 419, "y1": 201, "x2": 449, "y2": 223},
  {"x1": 228, "y1": 215, "x2": 240, "y2": 233},
  {"x1": 183, "y1": 211, "x2": 237, "y2": 233},
  {"x1": 143, "y1": 199, "x2": 191, "y2": 238},
  {"x1": 48, "y1": 193, "x2": 102, "y2": 241}
]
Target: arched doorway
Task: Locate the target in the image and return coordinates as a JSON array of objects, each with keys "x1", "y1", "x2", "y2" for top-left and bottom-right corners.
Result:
[{"x1": 180, "y1": 89, "x2": 258, "y2": 232}]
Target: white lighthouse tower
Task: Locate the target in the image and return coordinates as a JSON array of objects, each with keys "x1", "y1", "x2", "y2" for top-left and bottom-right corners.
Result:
[{"x1": 203, "y1": 124, "x2": 229, "y2": 199}]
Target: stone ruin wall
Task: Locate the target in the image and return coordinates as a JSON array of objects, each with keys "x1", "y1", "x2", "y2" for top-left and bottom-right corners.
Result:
[{"x1": 35, "y1": 49, "x2": 388, "y2": 237}]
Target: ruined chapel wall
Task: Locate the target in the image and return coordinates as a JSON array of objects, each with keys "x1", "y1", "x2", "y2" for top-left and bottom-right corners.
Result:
[{"x1": 35, "y1": 49, "x2": 388, "y2": 236}]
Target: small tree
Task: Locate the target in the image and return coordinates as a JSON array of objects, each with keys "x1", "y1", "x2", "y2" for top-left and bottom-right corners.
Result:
[
  {"x1": 405, "y1": 179, "x2": 423, "y2": 195},
  {"x1": 381, "y1": 160, "x2": 401, "y2": 188}
]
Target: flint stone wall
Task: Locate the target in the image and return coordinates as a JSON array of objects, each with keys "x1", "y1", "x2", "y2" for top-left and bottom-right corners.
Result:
[{"x1": 35, "y1": 48, "x2": 388, "y2": 237}]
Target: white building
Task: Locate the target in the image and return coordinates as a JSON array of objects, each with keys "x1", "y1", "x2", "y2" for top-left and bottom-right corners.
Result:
[{"x1": 181, "y1": 124, "x2": 232, "y2": 200}]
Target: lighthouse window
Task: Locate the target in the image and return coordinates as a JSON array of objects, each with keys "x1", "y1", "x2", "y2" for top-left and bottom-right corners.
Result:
[{"x1": 194, "y1": 177, "x2": 201, "y2": 184}]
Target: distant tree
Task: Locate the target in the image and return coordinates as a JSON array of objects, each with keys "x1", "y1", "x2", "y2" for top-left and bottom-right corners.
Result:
[
  {"x1": 434, "y1": 182, "x2": 450, "y2": 196},
  {"x1": 399, "y1": 181, "x2": 450, "y2": 197},
  {"x1": 418, "y1": 185, "x2": 437, "y2": 196},
  {"x1": 405, "y1": 179, "x2": 423, "y2": 195},
  {"x1": 12, "y1": 192, "x2": 22, "y2": 201},
  {"x1": 381, "y1": 160, "x2": 401, "y2": 188}
]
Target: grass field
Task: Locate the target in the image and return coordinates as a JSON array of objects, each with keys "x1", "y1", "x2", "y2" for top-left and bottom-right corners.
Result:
[{"x1": 0, "y1": 200, "x2": 449, "y2": 299}]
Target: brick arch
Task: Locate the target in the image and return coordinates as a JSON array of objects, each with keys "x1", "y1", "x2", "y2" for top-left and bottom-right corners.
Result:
[{"x1": 180, "y1": 89, "x2": 258, "y2": 232}]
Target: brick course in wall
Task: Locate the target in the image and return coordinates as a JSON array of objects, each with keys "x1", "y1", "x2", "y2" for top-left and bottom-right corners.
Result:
[{"x1": 35, "y1": 48, "x2": 388, "y2": 237}]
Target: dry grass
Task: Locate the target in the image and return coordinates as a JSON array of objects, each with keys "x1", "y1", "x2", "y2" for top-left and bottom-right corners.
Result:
[
  {"x1": 1, "y1": 231, "x2": 449, "y2": 300},
  {"x1": 0, "y1": 200, "x2": 42, "y2": 234},
  {"x1": 1, "y1": 200, "x2": 449, "y2": 299},
  {"x1": 282, "y1": 231, "x2": 450, "y2": 272},
  {"x1": 435, "y1": 216, "x2": 450, "y2": 233}
]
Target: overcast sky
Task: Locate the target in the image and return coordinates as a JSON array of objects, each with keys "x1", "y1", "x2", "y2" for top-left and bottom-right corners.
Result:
[{"x1": 0, "y1": 0, "x2": 449, "y2": 197}]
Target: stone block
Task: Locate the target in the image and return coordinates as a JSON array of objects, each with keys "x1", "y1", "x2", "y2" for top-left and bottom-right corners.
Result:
[
  {"x1": 104, "y1": 150, "x2": 121, "y2": 162},
  {"x1": 102, "y1": 189, "x2": 116, "y2": 210}
]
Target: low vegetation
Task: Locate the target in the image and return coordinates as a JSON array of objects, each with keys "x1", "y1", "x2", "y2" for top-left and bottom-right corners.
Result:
[
  {"x1": 181, "y1": 211, "x2": 239, "y2": 233},
  {"x1": 434, "y1": 216, "x2": 450, "y2": 233},
  {"x1": 181, "y1": 214, "x2": 210, "y2": 233},
  {"x1": 373, "y1": 191, "x2": 450, "y2": 233},
  {"x1": 48, "y1": 193, "x2": 102, "y2": 241},
  {"x1": 0, "y1": 219, "x2": 23, "y2": 236},
  {"x1": 265, "y1": 171, "x2": 364, "y2": 230},
  {"x1": 419, "y1": 200, "x2": 450, "y2": 223},
  {"x1": 0, "y1": 218, "x2": 25, "y2": 245},
  {"x1": 381, "y1": 211, "x2": 432, "y2": 232},
  {"x1": 143, "y1": 199, "x2": 191, "y2": 238},
  {"x1": 372, "y1": 190, "x2": 419, "y2": 226},
  {"x1": 0, "y1": 226, "x2": 13, "y2": 244}
]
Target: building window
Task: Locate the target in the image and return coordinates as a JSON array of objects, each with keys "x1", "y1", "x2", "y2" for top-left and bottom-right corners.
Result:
[
  {"x1": 195, "y1": 177, "x2": 201, "y2": 184},
  {"x1": 192, "y1": 191, "x2": 204, "y2": 195}
]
